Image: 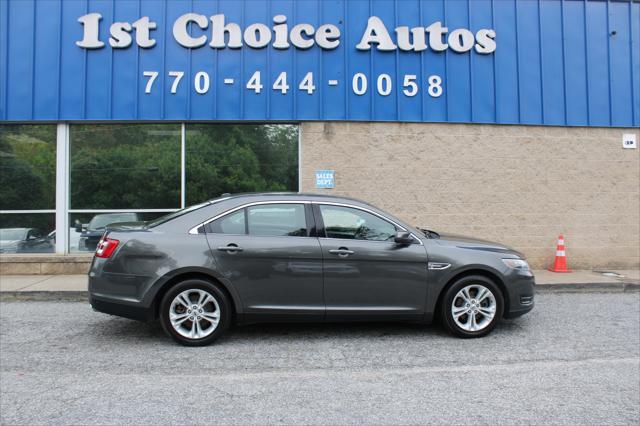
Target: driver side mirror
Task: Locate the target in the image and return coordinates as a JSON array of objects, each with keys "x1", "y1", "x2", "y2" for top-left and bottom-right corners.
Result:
[{"x1": 394, "y1": 231, "x2": 414, "y2": 245}]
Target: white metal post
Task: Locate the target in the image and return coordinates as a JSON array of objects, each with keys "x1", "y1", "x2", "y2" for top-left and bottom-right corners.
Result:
[
  {"x1": 297, "y1": 125, "x2": 302, "y2": 192},
  {"x1": 181, "y1": 123, "x2": 186, "y2": 208},
  {"x1": 55, "y1": 123, "x2": 69, "y2": 254}
]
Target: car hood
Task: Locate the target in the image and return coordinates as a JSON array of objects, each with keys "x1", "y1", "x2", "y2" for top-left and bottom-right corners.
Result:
[
  {"x1": 0, "y1": 240, "x2": 19, "y2": 253},
  {"x1": 433, "y1": 232, "x2": 524, "y2": 257}
]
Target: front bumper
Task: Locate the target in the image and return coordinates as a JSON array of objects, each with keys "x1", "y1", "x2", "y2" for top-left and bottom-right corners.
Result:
[{"x1": 503, "y1": 269, "x2": 536, "y2": 319}]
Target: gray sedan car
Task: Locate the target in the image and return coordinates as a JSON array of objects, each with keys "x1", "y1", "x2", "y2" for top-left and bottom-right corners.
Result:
[{"x1": 89, "y1": 193, "x2": 535, "y2": 346}]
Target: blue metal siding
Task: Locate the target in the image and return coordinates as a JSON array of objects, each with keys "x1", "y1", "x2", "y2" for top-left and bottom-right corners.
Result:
[{"x1": 0, "y1": 0, "x2": 637, "y2": 126}]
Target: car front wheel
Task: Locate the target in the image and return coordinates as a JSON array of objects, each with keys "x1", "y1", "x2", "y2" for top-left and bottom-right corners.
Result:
[
  {"x1": 441, "y1": 276, "x2": 504, "y2": 338},
  {"x1": 160, "y1": 279, "x2": 231, "y2": 346}
]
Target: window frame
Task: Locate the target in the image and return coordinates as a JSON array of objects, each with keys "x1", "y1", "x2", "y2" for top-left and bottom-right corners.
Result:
[
  {"x1": 200, "y1": 200, "x2": 316, "y2": 238},
  {"x1": 246, "y1": 203, "x2": 310, "y2": 238},
  {"x1": 313, "y1": 202, "x2": 421, "y2": 245}
]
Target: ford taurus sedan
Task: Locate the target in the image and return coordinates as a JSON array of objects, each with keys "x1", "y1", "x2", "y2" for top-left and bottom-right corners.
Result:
[{"x1": 88, "y1": 193, "x2": 535, "y2": 345}]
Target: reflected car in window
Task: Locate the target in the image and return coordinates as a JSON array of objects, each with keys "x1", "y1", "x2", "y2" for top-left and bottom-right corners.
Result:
[
  {"x1": 77, "y1": 213, "x2": 141, "y2": 251},
  {"x1": 88, "y1": 193, "x2": 535, "y2": 346},
  {"x1": 0, "y1": 228, "x2": 54, "y2": 253}
]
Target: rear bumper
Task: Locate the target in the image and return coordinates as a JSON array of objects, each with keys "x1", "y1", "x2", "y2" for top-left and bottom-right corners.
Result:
[
  {"x1": 89, "y1": 294, "x2": 154, "y2": 322},
  {"x1": 88, "y1": 272, "x2": 155, "y2": 322}
]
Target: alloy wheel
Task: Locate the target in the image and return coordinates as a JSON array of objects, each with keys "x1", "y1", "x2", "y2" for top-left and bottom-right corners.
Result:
[
  {"x1": 169, "y1": 289, "x2": 221, "y2": 339},
  {"x1": 451, "y1": 284, "x2": 497, "y2": 332}
]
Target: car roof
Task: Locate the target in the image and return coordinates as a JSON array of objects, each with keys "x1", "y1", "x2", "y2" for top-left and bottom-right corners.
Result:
[{"x1": 206, "y1": 192, "x2": 373, "y2": 206}]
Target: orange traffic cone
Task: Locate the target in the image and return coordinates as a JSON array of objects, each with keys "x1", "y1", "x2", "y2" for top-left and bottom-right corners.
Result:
[{"x1": 548, "y1": 234, "x2": 572, "y2": 273}]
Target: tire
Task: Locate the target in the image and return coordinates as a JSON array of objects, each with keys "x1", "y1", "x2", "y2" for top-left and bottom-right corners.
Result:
[
  {"x1": 159, "y1": 279, "x2": 232, "y2": 346},
  {"x1": 440, "y1": 275, "x2": 504, "y2": 338}
]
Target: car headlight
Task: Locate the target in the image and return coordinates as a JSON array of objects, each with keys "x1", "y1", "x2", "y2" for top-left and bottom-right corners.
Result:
[{"x1": 502, "y1": 258, "x2": 530, "y2": 270}]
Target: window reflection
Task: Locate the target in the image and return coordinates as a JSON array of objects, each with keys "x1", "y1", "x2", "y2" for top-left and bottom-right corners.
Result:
[
  {"x1": 0, "y1": 125, "x2": 56, "y2": 210},
  {"x1": 0, "y1": 214, "x2": 55, "y2": 253},
  {"x1": 186, "y1": 124, "x2": 298, "y2": 205},
  {"x1": 69, "y1": 212, "x2": 167, "y2": 253},
  {"x1": 70, "y1": 124, "x2": 181, "y2": 209},
  {"x1": 320, "y1": 205, "x2": 396, "y2": 241}
]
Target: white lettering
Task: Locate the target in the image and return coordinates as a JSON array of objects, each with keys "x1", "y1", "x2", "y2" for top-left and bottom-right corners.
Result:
[
  {"x1": 395, "y1": 26, "x2": 427, "y2": 52},
  {"x1": 77, "y1": 13, "x2": 104, "y2": 49},
  {"x1": 132, "y1": 17, "x2": 156, "y2": 48},
  {"x1": 475, "y1": 29, "x2": 496, "y2": 54},
  {"x1": 244, "y1": 23, "x2": 272, "y2": 48},
  {"x1": 290, "y1": 23, "x2": 315, "y2": 49},
  {"x1": 210, "y1": 14, "x2": 243, "y2": 48},
  {"x1": 76, "y1": 13, "x2": 496, "y2": 54},
  {"x1": 426, "y1": 21, "x2": 448, "y2": 52},
  {"x1": 272, "y1": 15, "x2": 290, "y2": 49},
  {"x1": 173, "y1": 13, "x2": 208, "y2": 48},
  {"x1": 448, "y1": 28, "x2": 474, "y2": 53},
  {"x1": 109, "y1": 22, "x2": 132, "y2": 48},
  {"x1": 356, "y1": 16, "x2": 397, "y2": 51},
  {"x1": 315, "y1": 24, "x2": 340, "y2": 49}
]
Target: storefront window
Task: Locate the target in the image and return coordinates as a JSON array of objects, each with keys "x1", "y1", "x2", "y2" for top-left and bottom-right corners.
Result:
[
  {"x1": 0, "y1": 124, "x2": 56, "y2": 210},
  {"x1": 186, "y1": 124, "x2": 298, "y2": 205},
  {"x1": 0, "y1": 125, "x2": 56, "y2": 253},
  {"x1": 70, "y1": 124, "x2": 181, "y2": 209},
  {"x1": 2, "y1": 123, "x2": 299, "y2": 254},
  {"x1": 0, "y1": 213, "x2": 55, "y2": 254}
]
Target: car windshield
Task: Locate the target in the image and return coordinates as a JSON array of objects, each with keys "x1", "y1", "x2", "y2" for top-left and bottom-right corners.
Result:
[
  {"x1": 89, "y1": 214, "x2": 138, "y2": 230},
  {"x1": 0, "y1": 229, "x2": 28, "y2": 241}
]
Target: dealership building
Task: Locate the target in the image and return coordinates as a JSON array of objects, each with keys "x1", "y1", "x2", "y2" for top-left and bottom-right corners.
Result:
[{"x1": 0, "y1": 0, "x2": 638, "y2": 270}]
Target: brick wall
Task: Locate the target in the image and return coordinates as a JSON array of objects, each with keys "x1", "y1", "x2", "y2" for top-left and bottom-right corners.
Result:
[{"x1": 300, "y1": 122, "x2": 640, "y2": 269}]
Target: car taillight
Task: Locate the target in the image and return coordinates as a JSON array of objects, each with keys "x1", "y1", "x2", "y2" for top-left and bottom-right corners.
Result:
[{"x1": 95, "y1": 237, "x2": 119, "y2": 258}]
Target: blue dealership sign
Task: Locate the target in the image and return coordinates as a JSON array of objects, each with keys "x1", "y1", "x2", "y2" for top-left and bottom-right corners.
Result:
[
  {"x1": 315, "y1": 170, "x2": 335, "y2": 189},
  {"x1": 0, "y1": 0, "x2": 638, "y2": 126}
]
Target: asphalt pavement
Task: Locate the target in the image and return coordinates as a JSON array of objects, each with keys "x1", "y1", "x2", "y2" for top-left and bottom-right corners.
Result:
[{"x1": 1, "y1": 292, "x2": 639, "y2": 425}]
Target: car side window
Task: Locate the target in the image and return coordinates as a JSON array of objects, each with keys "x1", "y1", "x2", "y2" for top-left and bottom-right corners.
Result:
[
  {"x1": 247, "y1": 204, "x2": 307, "y2": 237},
  {"x1": 319, "y1": 205, "x2": 396, "y2": 241},
  {"x1": 27, "y1": 229, "x2": 42, "y2": 239},
  {"x1": 209, "y1": 209, "x2": 246, "y2": 234}
]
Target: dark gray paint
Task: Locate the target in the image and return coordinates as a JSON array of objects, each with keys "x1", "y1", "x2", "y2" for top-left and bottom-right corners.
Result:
[{"x1": 88, "y1": 193, "x2": 535, "y2": 323}]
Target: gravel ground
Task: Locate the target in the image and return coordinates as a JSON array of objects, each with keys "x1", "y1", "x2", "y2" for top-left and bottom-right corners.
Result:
[{"x1": 1, "y1": 292, "x2": 639, "y2": 425}]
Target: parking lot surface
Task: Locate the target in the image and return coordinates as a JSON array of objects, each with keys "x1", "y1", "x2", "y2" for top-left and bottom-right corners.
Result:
[{"x1": 1, "y1": 292, "x2": 639, "y2": 425}]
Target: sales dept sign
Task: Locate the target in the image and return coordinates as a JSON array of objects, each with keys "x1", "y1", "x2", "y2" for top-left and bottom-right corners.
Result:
[
  {"x1": 315, "y1": 170, "x2": 335, "y2": 189},
  {"x1": 75, "y1": 12, "x2": 495, "y2": 99}
]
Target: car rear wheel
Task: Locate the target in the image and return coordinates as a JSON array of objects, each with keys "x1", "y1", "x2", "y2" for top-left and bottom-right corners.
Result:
[
  {"x1": 160, "y1": 279, "x2": 231, "y2": 346},
  {"x1": 441, "y1": 276, "x2": 504, "y2": 338}
]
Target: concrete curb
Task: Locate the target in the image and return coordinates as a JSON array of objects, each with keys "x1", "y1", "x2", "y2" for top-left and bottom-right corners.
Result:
[
  {"x1": 0, "y1": 291, "x2": 89, "y2": 302},
  {"x1": 1, "y1": 282, "x2": 638, "y2": 302},
  {"x1": 536, "y1": 282, "x2": 640, "y2": 293}
]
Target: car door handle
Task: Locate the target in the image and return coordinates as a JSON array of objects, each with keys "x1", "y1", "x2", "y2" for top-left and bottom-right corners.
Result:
[
  {"x1": 329, "y1": 248, "x2": 354, "y2": 257},
  {"x1": 217, "y1": 245, "x2": 243, "y2": 253}
]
